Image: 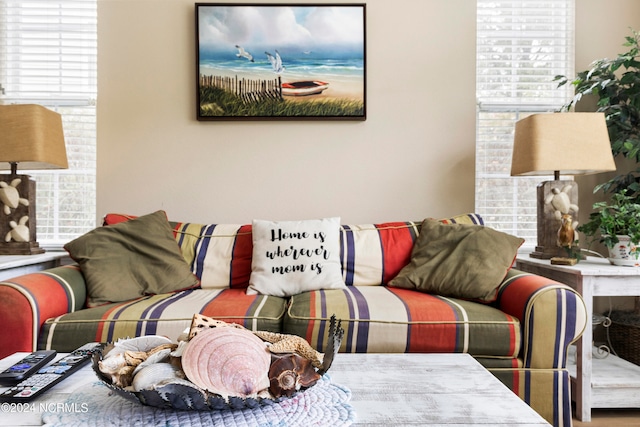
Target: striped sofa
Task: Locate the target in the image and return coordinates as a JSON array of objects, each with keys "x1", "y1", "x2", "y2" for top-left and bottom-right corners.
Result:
[{"x1": 0, "y1": 213, "x2": 586, "y2": 427}]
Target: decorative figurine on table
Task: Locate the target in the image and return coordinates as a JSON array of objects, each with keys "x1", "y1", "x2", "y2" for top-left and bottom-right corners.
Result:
[
  {"x1": 545, "y1": 185, "x2": 579, "y2": 222},
  {"x1": 551, "y1": 213, "x2": 580, "y2": 265}
]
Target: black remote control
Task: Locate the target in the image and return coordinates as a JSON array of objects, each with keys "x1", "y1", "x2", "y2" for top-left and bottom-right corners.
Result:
[
  {"x1": 0, "y1": 343, "x2": 100, "y2": 402},
  {"x1": 0, "y1": 350, "x2": 56, "y2": 385}
]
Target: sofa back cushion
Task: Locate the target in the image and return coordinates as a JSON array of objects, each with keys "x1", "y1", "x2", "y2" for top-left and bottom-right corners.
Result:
[
  {"x1": 103, "y1": 213, "x2": 483, "y2": 290},
  {"x1": 67, "y1": 211, "x2": 200, "y2": 307},
  {"x1": 340, "y1": 221, "x2": 420, "y2": 286},
  {"x1": 175, "y1": 222, "x2": 252, "y2": 290},
  {"x1": 340, "y1": 214, "x2": 483, "y2": 286}
]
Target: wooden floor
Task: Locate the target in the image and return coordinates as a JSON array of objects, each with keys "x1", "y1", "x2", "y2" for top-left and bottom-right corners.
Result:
[{"x1": 573, "y1": 408, "x2": 640, "y2": 426}]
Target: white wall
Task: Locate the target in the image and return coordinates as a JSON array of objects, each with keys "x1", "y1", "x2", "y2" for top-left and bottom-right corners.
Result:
[
  {"x1": 97, "y1": 0, "x2": 477, "y2": 224},
  {"x1": 98, "y1": 1, "x2": 640, "y2": 228}
]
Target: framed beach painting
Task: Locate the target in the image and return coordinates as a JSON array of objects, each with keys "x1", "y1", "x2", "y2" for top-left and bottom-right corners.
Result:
[{"x1": 195, "y1": 3, "x2": 366, "y2": 121}]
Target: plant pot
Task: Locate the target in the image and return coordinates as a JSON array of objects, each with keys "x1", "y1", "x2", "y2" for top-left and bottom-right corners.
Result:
[{"x1": 607, "y1": 235, "x2": 640, "y2": 267}]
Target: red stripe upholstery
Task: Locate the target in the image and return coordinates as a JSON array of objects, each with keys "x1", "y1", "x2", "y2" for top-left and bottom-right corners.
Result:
[{"x1": 0, "y1": 266, "x2": 86, "y2": 358}]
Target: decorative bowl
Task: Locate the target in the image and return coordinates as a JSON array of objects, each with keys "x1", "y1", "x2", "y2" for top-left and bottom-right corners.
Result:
[{"x1": 91, "y1": 316, "x2": 343, "y2": 410}]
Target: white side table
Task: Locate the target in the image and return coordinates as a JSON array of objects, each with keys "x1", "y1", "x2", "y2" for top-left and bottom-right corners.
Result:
[
  {"x1": 0, "y1": 252, "x2": 70, "y2": 281},
  {"x1": 515, "y1": 255, "x2": 640, "y2": 422}
]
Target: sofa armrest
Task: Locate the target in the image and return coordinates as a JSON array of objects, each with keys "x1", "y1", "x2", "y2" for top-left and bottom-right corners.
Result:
[
  {"x1": 495, "y1": 268, "x2": 587, "y2": 369},
  {"x1": 0, "y1": 265, "x2": 87, "y2": 359}
]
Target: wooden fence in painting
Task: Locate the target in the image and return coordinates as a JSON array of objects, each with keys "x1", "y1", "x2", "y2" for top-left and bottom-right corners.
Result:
[{"x1": 200, "y1": 74, "x2": 282, "y2": 103}]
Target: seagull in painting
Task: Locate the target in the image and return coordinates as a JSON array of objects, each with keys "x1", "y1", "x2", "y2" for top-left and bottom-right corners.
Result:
[
  {"x1": 265, "y1": 50, "x2": 285, "y2": 74},
  {"x1": 235, "y1": 45, "x2": 254, "y2": 62}
]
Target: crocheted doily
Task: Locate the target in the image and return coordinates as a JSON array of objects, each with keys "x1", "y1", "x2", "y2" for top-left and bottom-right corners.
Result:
[{"x1": 41, "y1": 374, "x2": 354, "y2": 427}]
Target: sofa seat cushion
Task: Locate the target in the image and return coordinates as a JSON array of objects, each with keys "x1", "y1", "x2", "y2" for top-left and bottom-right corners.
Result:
[
  {"x1": 38, "y1": 289, "x2": 287, "y2": 352},
  {"x1": 284, "y1": 286, "x2": 521, "y2": 358}
]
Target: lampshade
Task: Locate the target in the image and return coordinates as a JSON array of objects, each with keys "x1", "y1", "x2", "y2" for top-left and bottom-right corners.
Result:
[
  {"x1": 0, "y1": 104, "x2": 68, "y2": 172},
  {"x1": 511, "y1": 112, "x2": 616, "y2": 177}
]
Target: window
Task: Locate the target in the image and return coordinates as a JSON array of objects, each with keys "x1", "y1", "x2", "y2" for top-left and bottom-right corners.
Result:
[
  {"x1": 0, "y1": 0, "x2": 97, "y2": 247},
  {"x1": 476, "y1": 0, "x2": 575, "y2": 244}
]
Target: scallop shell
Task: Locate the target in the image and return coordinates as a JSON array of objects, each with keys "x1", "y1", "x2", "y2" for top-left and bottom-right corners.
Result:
[
  {"x1": 131, "y1": 363, "x2": 182, "y2": 392},
  {"x1": 181, "y1": 327, "x2": 270, "y2": 398}
]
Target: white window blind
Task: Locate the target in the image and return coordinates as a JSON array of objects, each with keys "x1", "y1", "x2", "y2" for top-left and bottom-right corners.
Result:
[
  {"x1": 0, "y1": 0, "x2": 97, "y2": 246},
  {"x1": 476, "y1": 0, "x2": 574, "y2": 243}
]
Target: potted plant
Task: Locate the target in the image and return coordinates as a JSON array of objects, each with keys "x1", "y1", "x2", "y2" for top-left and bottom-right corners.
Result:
[
  {"x1": 578, "y1": 190, "x2": 640, "y2": 266},
  {"x1": 555, "y1": 29, "x2": 640, "y2": 202}
]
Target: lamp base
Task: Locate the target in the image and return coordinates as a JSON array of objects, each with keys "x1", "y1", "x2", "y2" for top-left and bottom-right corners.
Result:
[
  {"x1": 0, "y1": 174, "x2": 43, "y2": 255},
  {"x1": 530, "y1": 180, "x2": 579, "y2": 260},
  {"x1": 0, "y1": 241, "x2": 44, "y2": 255},
  {"x1": 530, "y1": 246, "x2": 565, "y2": 259}
]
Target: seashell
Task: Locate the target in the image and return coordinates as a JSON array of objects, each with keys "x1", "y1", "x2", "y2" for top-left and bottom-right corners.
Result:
[
  {"x1": 133, "y1": 348, "x2": 172, "y2": 375},
  {"x1": 131, "y1": 363, "x2": 182, "y2": 392},
  {"x1": 148, "y1": 343, "x2": 177, "y2": 355},
  {"x1": 188, "y1": 313, "x2": 245, "y2": 340},
  {"x1": 98, "y1": 353, "x2": 136, "y2": 388},
  {"x1": 268, "y1": 353, "x2": 321, "y2": 398},
  {"x1": 254, "y1": 330, "x2": 324, "y2": 368},
  {"x1": 155, "y1": 377, "x2": 204, "y2": 392},
  {"x1": 123, "y1": 351, "x2": 148, "y2": 366},
  {"x1": 170, "y1": 340, "x2": 188, "y2": 358},
  {"x1": 99, "y1": 352, "x2": 126, "y2": 372},
  {"x1": 108, "y1": 335, "x2": 173, "y2": 358},
  {"x1": 177, "y1": 326, "x2": 190, "y2": 343},
  {"x1": 113, "y1": 365, "x2": 136, "y2": 388},
  {"x1": 181, "y1": 326, "x2": 270, "y2": 398}
]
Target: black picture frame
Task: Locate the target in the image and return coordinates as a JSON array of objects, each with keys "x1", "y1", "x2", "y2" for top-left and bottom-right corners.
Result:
[{"x1": 195, "y1": 3, "x2": 366, "y2": 121}]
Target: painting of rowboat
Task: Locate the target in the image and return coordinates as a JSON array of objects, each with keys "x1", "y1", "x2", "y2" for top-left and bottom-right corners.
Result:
[{"x1": 196, "y1": 3, "x2": 366, "y2": 121}]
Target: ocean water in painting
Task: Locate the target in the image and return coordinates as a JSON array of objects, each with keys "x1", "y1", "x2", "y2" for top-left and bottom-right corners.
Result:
[
  {"x1": 199, "y1": 53, "x2": 364, "y2": 87},
  {"x1": 198, "y1": 5, "x2": 365, "y2": 99}
]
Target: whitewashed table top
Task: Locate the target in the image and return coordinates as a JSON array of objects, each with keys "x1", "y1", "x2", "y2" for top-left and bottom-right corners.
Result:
[
  {"x1": 517, "y1": 255, "x2": 640, "y2": 276},
  {"x1": 329, "y1": 353, "x2": 551, "y2": 426},
  {"x1": 0, "y1": 352, "x2": 550, "y2": 426}
]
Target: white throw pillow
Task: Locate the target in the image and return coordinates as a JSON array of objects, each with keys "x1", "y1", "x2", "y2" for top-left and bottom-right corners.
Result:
[{"x1": 247, "y1": 217, "x2": 347, "y2": 297}]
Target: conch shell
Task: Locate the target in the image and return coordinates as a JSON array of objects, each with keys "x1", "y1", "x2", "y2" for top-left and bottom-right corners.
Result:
[
  {"x1": 268, "y1": 353, "x2": 321, "y2": 398},
  {"x1": 181, "y1": 326, "x2": 271, "y2": 398}
]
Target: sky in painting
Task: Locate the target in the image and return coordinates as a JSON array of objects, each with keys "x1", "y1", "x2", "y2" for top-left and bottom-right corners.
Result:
[{"x1": 198, "y1": 5, "x2": 364, "y2": 59}]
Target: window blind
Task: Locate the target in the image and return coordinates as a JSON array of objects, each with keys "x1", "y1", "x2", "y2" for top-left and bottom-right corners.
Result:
[
  {"x1": 476, "y1": 0, "x2": 574, "y2": 243},
  {"x1": 0, "y1": 0, "x2": 97, "y2": 246}
]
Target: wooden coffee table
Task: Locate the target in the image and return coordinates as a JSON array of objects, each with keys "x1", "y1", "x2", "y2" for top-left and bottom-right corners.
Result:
[{"x1": 0, "y1": 352, "x2": 549, "y2": 426}]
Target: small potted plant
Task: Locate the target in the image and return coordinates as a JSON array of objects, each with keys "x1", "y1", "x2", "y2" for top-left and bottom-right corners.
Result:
[{"x1": 578, "y1": 190, "x2": 640, "y2": 266}]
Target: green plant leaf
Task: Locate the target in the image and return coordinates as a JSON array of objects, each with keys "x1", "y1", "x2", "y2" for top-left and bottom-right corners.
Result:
[{"x1": 558, "y1": 28, "x2": 640, "y2": 205}]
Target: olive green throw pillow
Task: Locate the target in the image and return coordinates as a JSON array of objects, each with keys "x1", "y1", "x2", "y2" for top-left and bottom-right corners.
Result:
[
  {"x1": 388, "y1": 219, "x2": 524, "y2": 302},
  {"x1": 64, "y1": 210, "x2": 200, "y2": 307}
]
